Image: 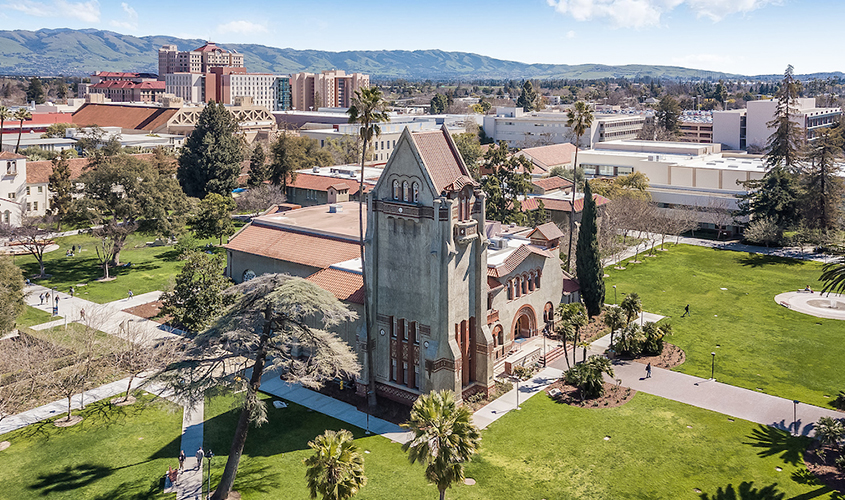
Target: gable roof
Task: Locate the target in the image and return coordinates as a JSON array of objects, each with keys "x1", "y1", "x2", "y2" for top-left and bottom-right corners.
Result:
[
  {"x1": 532, "y1": 176, "x2": 573, "y2": 192},
  {"x1": 306, "y1": 268, "x2": 364, "y2": 304},
  {"x1": 72, "y1": 103, "x2": 179, "y2": 131},
  {"x1": 519, "y1": 194, "x2": 610, "y2": 213},
  {"x1": 517, "y1": 143, "x2": 577, "y2": 171},
  {"x1": 289, "y1": 173, "x2": 365, "y2": 195},
  {"x1": 487, "y1": 244, "x2": 551, "y2": 278},
  {"x1": 0, "y1": 152, "x2": 25, "y2": 160},
  {"x1": 410, "y1": 126, "x2": 475, "y2": 194},
  {"x1": 224, "y1": 223, "x2": 360, "y2": 270},
  {"x1": 528, "y1": 222, "x2": 565, "y2": 241}
]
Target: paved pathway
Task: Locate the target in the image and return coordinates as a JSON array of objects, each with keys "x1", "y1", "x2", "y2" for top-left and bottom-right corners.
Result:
[
  {"x1": 775, "y1": 290, "x2": 845, "y2": 320},
  {"x1": 472, "y1": 367, "x2": 563, "y2": 429},
  {"x1": 176, "y1": 400, "x2": 205, "y2": 500},
  {"x1": 24, "y1": 283, "x2": 185, "y2": 343},
  {"x1": 259, "y1": 377, "x2": 413, "y2": 444}
]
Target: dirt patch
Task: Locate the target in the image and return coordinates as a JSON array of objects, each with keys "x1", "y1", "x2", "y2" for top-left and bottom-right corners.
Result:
[
  {"x1": 122, "y1": 301, "x2": 172, "y2": 325},
  {"x1": 0, "y1": 441, "x2": 9, "y2": 452},
  {"x1": 545, "y1": 380, "x2": 636, "y2": 408},
  {"x1": 630, "y1": 343, "x2": 686, "y2": 369},
  {"x1": 54, "y1": 415, "x2": 83, "y2": 427},
  {"x1": 804, "y1": 442, "x2": 845, "y2": 493}
]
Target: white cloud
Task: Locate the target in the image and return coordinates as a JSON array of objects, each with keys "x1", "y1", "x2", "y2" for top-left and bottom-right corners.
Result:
[
  {"x1": 109, "y1": 2, "x2": 137, "y2": 30},
  {"x1": 4, "y1": 0, "x2": 100, "y2": 23},
  {"x1": 216, "y1": 20, "x2": 268, "y2": 35},
  {"x1": 566, "y1": 30, "x2": 576, "y2": 38},
  {"x1": 547, "y1": 0, "x2": 777, "y2": 28}
]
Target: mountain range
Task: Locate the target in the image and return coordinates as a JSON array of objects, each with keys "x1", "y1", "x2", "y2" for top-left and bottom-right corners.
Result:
[{"x1": 0, "y1": 28, "x2": 841, "y2": 82}]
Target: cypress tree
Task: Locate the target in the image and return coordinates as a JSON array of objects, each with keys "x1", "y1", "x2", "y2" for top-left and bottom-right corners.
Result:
[
  {"x1": 246, "y1": 143, "x2": 267, "y2": 187},
  {"x1": 48, "y1": 150, "x2": 73, "y2": 230},
  {"x1": 177, "y1": 102, "x2": 243, "y2": 199},
  {"x1": 576, "y1": 180, "x2": 604, "y2": 317}
]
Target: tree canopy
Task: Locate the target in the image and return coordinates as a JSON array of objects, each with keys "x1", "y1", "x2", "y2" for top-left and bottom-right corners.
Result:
[
  {"x1": 517, "y1": 80, "x2": 538, "y2": 112},
  {"x1": 160, "y1": 251, "x2": 234, "y2": 333},
  {"x1": 480, "y1": 141, "x2": 533, "y2": 224},
  {"x1": 576, "y1": 180, "x2": 604, "y2": 317},
  {"x1": 655, "y1": 95, "x2": 681, "y2": 134},
  {"x1": 177, "y1": 102, "x2": 244, "y2": 198},
  {"x1": 765, "y1": 65, "x2": 803, "y2": 172},
  {"x1": 269, "y1": 133, "x2": 331, "y2": 189}
]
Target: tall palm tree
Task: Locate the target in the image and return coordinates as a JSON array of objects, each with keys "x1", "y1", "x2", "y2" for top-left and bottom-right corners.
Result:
[
  {"x1": 620, "y1": 292, "x2": 642, "y2": 325},
  {"x1": 402, "y1": 390, "x2": 481, "y2": 500},
  {"x1": 347, "y1": 87, "x2": 389, "y2": 409},
  {"x1": 557, "y1": 302, "x2": 587, "y2": 367},
  {"x1": 602, "y1": 305, "x2": 626, "y2": 348},
  {"x1": 0, "y1": 105, "x2": 12, "y2": 150},
  {"x1": 565, "y1": 101, "x2": 593, "y2": 272},
  {"x1": 304, "y1": 429, "x2": 367, "y2": 500},
  {"x1": 14, "y1": 108, "x2": 32, "y2": 154}
]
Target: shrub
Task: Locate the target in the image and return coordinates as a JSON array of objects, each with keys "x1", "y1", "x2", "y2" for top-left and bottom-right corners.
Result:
[
  {"x1": 815, "y1": 416, "x2": 845, "y2": 450},
  {"x1": 833, "y1": 391, "x2": 845, "y2": 410},
  {"x1": 742, "y1": 217, "x2": 780, "y2": 247},
  {"x1": 564, "y1": 355, "x2": 614, "y2": 400},
  {"x1": 512, "y1": 364, "x2": 536, "y2": 381},
  {"x1": 836, "y1": 455, "x2": 845, "y2": 473},
  {"x1": 612, "y1": 321, "x2": 672, "y2": 358}
]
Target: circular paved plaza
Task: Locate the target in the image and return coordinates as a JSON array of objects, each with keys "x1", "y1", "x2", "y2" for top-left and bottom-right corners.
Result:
[{"x1": 773, "y1": 290, "x2": 845, "y2": 320}]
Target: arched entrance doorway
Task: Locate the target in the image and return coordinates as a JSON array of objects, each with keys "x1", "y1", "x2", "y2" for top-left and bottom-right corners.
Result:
[{"x1": 512, "y1": 306, "x2": 537, "y2": 340}]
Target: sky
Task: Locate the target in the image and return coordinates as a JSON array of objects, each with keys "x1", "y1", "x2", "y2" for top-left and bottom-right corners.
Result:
[{"x1": 0, "y1": 0, "x2": 842, "y2": 76}]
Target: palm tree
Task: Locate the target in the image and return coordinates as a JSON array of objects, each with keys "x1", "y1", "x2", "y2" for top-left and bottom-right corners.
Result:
[
  {"x1": 0, "y1": 106, "x2": 12, "y2": 150},
  {"x1": 14, "y1": 108, "x2": 32, "y2": 154},
  {"x1": 402, "y1": 390, "x2": 481, "y2": 500},
  {"x1": 620, "y1": 292, "x2": 642, "y2": 325},
  {"x1": 347, "y1": 87, "x2": 389, "y2": 409},
  {"x1": 820, "y1": 259, "x2": 845, "y2": 295},
  {"x1": 304, "y1": 429, "x2": 367, "y2": 500},
  {"x1": 564, "y1": 355, "x2": 614, "y2": 400},
  {"x1": 814, "y1": 416, "x2": 844, "y2": 450},
  {"x1": 602, "y1": 305, "x2": 626, "y2": 348},
  {"x1": 557, "y1": 302, "x2": 587, "y2": 367},
  {"x1": 565, "y1": 101, "x2": 593, "y2": 272},
  {"x1": 555, "y1": 318, "x2": 574, "y2": 370}
]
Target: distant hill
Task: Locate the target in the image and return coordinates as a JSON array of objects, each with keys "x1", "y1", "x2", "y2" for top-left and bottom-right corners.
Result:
[{"x1": 0, "y1": 28, "x2": 835, "y2": 81}]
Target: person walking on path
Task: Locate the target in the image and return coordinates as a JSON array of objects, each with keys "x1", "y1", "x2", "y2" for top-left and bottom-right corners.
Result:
[
  {"x1": 53, "y1": 296, "x2": 59, "y2": 315},
  {"x1": 39, "y1": 293, "x2": 44, "y2": 305},
  {"x1": 127, "y1": 289, "x2": 134, "y2": 300},
  {"x1": 646, "y1": 362, "x2": 652, "y2": 378},
  {"x1": 195, "y1": 447, "x2": 204, "y2": 470},
  {"x1": 178, "y1": 450, "x2": 186, "y2": 470},
  {"x1": 682, "y1": 304, "x2": 690, "y2": 317},
  {"x1": 70, "y1": 287, "x2": 75, "y2": 298},
  {"x1": 80, "y1": 308, "x2": 85, "y2": 321}
]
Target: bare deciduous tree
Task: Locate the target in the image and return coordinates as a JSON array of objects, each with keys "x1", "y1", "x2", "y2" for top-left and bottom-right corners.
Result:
[
  {"x1": 235, "y1": 184, "x2": 286, "y2": 216},
  {"x1": 113, "y1": 320, "x2": 184, "y2": 404}
]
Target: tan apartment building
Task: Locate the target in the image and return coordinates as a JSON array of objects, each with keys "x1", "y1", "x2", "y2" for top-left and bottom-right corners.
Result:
[
  {"x1": 158, "y1": 42, "x2": 244, "y2": 77},
  {"x1": 679, "y1": 121, "x2": 713, "y2": 143},
  {"x1": 290, "y1": 70, "x2": 369, "y2": 111}
]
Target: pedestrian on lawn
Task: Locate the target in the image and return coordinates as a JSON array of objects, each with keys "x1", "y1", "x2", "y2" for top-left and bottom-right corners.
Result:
[
  {"x1": 646, "y1": 362, "x2": 652, "y2": 379},
  {"x1": 682, "y1": 304, "x2": 690, "y2": 317},
  {"x1": 178, "y1": 450, "x2": 186, "y2": 470},
  {"x1": 195, "y1": 447, "x2": 204, "y2": 469}
]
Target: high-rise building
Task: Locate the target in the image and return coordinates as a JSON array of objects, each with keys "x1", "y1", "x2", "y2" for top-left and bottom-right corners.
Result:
[
  {"x1": 290, "y1": 70, "x2": 369, "y2": 110},
  {"x1": 158, "y1": 42, "x2": 244, "y2": 77}
]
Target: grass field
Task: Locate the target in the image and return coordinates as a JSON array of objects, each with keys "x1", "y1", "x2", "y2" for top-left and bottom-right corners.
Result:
[
  {"x1": 605, "y1": 244, "x2": 845, "y2": 408},
  {"x1": 12, "y1": 230, "x2": 229, "y2": 304},
  {"x1": 0, "y1": 395, "x2": 182, "y2": 500},
  {"x1": 199, "y1": 390, "x2": 834, "y2": 500},
  {"x1": 15, "y1": 305, "x2": 56, "y2": 328}
]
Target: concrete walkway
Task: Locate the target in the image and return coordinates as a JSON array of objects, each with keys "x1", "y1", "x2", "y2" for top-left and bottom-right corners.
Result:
[
  {"x1": 775, "y1": 290, "x2": 845, "y2": 320},
  {"x1": 472, "y1": 367, "x2": 563, "y2": 429},
  {"x1": 259, "y1": 377, "x2": 413, "y2": 444},
  {"x1": 24, "y1": 283, "x2": 185, "y2": 343},
  {"x1": 176, "y1": 400, "x2": 205, "y2": 500}
]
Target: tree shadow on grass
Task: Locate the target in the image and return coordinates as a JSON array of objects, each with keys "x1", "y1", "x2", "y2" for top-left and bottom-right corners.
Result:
[
  {"x1": 738, "y1": 253, "x2": 802, "y2": 268},
  {"x1": 229, "y1": 460, "x2": 283, "y2": 497},
  {"x1": 87, "y1": 477, "x2": 164, "y2": 500},
  {"x1": 26, "y1": 460, "x2": 155, "y2": 496},
  {"x1": 743, "y1": 425, "x2": 809, "y2": 466},
  {"x1": 699, "y1": 481, "x2": 786, "y2": 500}
]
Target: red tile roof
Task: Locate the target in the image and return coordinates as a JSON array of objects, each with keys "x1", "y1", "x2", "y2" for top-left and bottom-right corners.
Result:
[
  {"x1": 528, "y1": 222, "x2": 564, "y2": 241},
  {"x1": 487, "y1": 276, "x2": 503, "y2": 291},
  {"x1": 194, "y1": 42, "x2": 227, "y2": 52},
  {"x1": 306, "y1": 268, "x2": 364, "y2": 304},
  {"x1": 518, "y1": 143, "x2": 577, "y2": 171},
  {"x1": 72, "y1": 103, "x2": 179, "y2": 131},
  {"x1": 289, "y1": 173, "x2": 365, "y2": 194},
  {"x1": 0, "y1": 151, "x2": 25, "y2": 160},
  {"x1": 488, "y1": 244, "x2": 551, "y2": 278},
  {"x1": 411, "y1": 126, "x2": 474, "y2": 193},
  {"x1": 26, "y1": 154, "x2": 155, "y2": 184},
  {"x1": 224, "y1": 223, "x2": 360, "y2": 270},
  {"x1": 519, "y1": 194, "x2": 609, "y2": 213},
  {"x1": 532, "y1": 176, "x2": 573, "y2": 192},
  {"x1": 91, "y1": 81, "x2": 165, "y2": 90},
  {"x1": 563, "y1": 278, "x2": 581, "y2": 294}
]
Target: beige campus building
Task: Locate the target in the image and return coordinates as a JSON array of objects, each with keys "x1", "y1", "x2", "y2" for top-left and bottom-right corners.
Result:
[
  {"x1": 290, "y1": 70, "x2": 369, "y2": 111},
  {"x1": 224, "y1": 126, "x2": 577, "y2": 404},
  {"x1": 158, "y1": 42, "x2": 244, "y2": 77}
]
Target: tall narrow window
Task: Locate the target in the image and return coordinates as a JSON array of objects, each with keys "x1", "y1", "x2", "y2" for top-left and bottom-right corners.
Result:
[
  {"x1": 393, "y1": 180, "x2": 400, "y2": 200},
  {"x1": 390, "y1": 359, "x2": 397, "y2": 382},
  {"x1": 412, "y1": 182, "x2": 419, "y2": 203},
  {"x1": 398, "y1": 318, "x2": 405, "y2": 341},
  {"x1": 390, "y1": 316, "x2": 396, "y2": 338},
  {"x1": 403, "y1": 181, "x2": 410, "y2": 202},
  {"x1": 535, "y1": 271, "x2": 541, "y2": 289}
]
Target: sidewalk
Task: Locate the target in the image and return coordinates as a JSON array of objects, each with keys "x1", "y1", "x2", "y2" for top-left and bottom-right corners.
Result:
[
  {"x1": 24, "y1": 284, "x2": 185, "y2": 344},
  {"x1": 259, "y1": 377, "x2": 412, "y2": 444},
  {"x1": 472, "y1": 367, "x2": 563, "y2": 429},
  {"x1": 176, "y1": 400, "x2": 205, "y2": 500}
]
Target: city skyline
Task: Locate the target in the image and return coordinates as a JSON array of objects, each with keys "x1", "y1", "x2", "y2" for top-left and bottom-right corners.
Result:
[{"x1": 0, "y1": 0, "x2": 842, "y2": 76}]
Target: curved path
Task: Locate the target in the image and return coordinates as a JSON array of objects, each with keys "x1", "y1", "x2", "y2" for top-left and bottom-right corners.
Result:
[{"x1": 774, "y1": 291, "x2": 845, "y2": 320}]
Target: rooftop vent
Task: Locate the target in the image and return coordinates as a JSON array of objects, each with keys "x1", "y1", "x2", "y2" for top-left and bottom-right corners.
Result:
[
  {"x1": 312, "y1": 166, "x2": 320, "y2": 173},
  {"x1": 329, "y1": 204, "x2": 343, "y2": 213}
]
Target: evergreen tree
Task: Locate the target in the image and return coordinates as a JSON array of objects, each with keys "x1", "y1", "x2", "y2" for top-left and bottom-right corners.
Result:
[
  {"x1": 160, "y1": 251, "x2": 234, "y2": 333},
  {"x1": 516, "y1": 80, "x2": 538, "y2": 112},
  {"x1": 801, "y1": 127, "x2": 844, "y2": 231},
  {"x1": 736, "y1": 167, "x2": 801, "y2": 231},
  {"x1": 191, "y1": 193, "x2": 236, "y2": 244},
  {"x1": 765, "y1": 65, "x2": 803, "y2": 172},
  {"x1": 56, "y1": 80, "x2": 68, "y2": 100},
  {"x1": 48, "y1": 150, "x2": 74, "y2": 230},
  {"x1": 655, "y1": 95, "x2": 681, "y2": 134},
  {"x1": 177, "y1": 102, "x2": 244, "y2": 198},
  {"x1": 480, "y1": 141, "x2": 533, "y2": 224},
  {"x1": 575, "y1": 180, "x2": 604, "y2": 317},
  {"x1": 247, "y1": 143, "x2": 268, "y2": 187},
  {"x1": 0, "y1": 256, "x2": 25, "y2": 335},
  {"x1": 429, "y1": 93, "x2": 447, "y2": 115},
  {"x1": 25, "y1": 77, "x2": 45, "y2": 104}
]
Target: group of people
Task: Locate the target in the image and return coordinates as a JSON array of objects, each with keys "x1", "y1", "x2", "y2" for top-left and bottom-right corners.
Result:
[{"x1": 168, "y1": 447, "x2": 207, "y2": 487}]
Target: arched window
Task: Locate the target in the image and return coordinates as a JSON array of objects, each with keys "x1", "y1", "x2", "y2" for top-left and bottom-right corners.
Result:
[
  {"x1": 392, "y1": 180, "x2": 400, "y2": 200},
  {"x1": 535, "y1": 271, "x2": 541, "y2": 289},
  {"x1": 507, "y1": 281, "x2": 513, "y2": 300},
  {"x1": 242, "y1": 269, "x2": 256, "y2": 281},
  {"x1": 498, "y1": 329, "x2": 504, "y2": 346},
  {"x1": 515, "y1": 277, "x2": 521, "y2": 297},
  {"x1": 412, "y1": 182, "x2": 419, "y2": 203},
  {"x1": 403, "y1": 181, "x2": 410, "y2": 202},
  {"x1": 528, "y1": 272, "x2": 535, "y2": 292},
  {"x1": 522, "y1": 275, "x2": 528, "y2": 295}
]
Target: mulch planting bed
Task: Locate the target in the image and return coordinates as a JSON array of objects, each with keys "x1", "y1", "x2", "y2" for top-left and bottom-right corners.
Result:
[
  {"x1": 122, "y1": 300, "x2": 169, "y2": 323},
  {"x1": 804, "y1": 442, "x2": 845, "y2": 494},
  {"x1": 545, "y1": 380, "x2": 636, "y2": 409},
  {"x1": 316, "y1": 382, "x2": 411, "y2": 426},
  {"x1": 630, "y1": 342, "x2": 686, "y2": 369}
]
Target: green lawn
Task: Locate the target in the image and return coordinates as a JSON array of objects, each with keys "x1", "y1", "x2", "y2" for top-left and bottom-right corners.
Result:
[
  {"x1": 605, "y1": 244, "x2": 845, "y2": 408},
  {"x1": 16, "y1": 305, "x2": 56, "y2": 328},
  {"x1": 13, "y1": 231, "x2": 229, "y2": 304},
  {"x1": 0, "y1": 395, "x2": 182, "y2": 500},
  {"x1": 202, "y1": 390, "x2": 834, "y2": 500}
]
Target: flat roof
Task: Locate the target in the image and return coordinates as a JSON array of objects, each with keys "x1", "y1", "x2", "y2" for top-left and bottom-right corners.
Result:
[
  {"x1": 251, "y1": 201, "x2": 363, "y2": 240},
  {"x1": 298, "y1": 165, "x2": 383, "y2": 182}
]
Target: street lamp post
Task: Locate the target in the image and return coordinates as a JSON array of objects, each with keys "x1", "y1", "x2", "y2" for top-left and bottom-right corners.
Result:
[
  {"x1": 613, "y1": 285, "x2": 617, "y2": 305},
  {"x1": 365, "y1": 390, "x2": 373, "y2": 435},
  {"x1": 510, "y1": 376, "x2": 521, "y2": 410},
  {"x1": 793, "y1": 400, "x2": 799, "y2": 436},
  {"x1": 206, "y1": 450, "x2": 214, "y2": 500},
  {"x1": 710, "y1": 352, "x2": 716, "y2": 380}
]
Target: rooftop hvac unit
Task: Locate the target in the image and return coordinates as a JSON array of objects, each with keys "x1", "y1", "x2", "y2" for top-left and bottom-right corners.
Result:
[
  {"x1": 329, "y1": 204, "x2": 343, "y2": 213},
  {"x1": 312, "y1": 166, "x2": 320, "y2": 173},
  {"x1": 489, "y1": 237, "x2": 506, "y2": 250}
]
